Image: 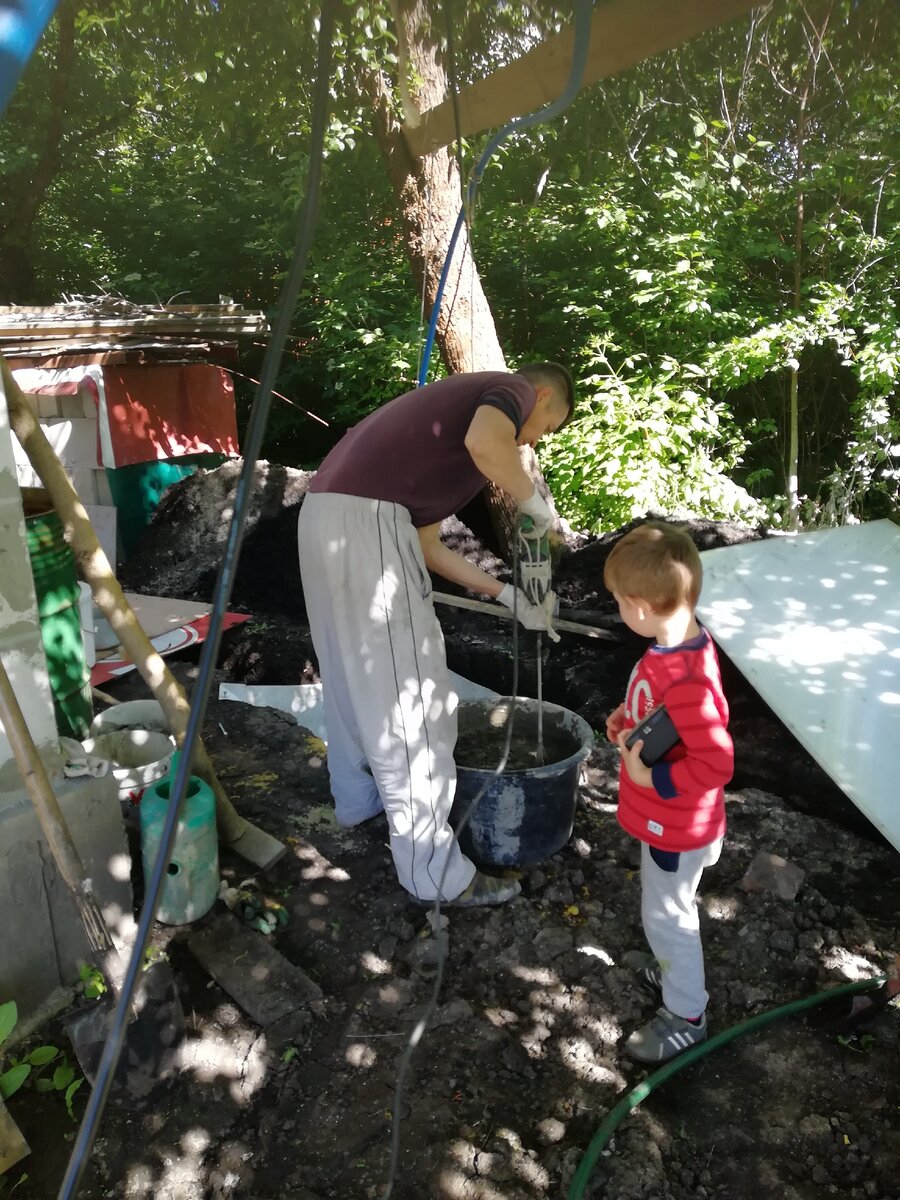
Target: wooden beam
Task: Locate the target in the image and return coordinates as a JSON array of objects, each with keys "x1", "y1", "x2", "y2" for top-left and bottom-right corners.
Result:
[
  {"x1": 433, "y1": 589, "x2": 622, "y2": 642},
  {"x1": 0, "y1": 317, "x2": 267, "y2": 338},
  {"x1": 402, "y1": 0, "x2": 758, "y2": 159}
]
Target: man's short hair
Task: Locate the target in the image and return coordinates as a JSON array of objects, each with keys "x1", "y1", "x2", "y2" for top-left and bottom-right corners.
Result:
[
  {"x1": 603, "y1": 521, "x2": 703, "y2": 614},
  {"x1": 516, "y1": 362, "x2": 576, "y2": 429}
]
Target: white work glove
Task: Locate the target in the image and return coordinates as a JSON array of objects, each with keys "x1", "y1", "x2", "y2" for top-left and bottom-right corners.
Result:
[
  {"x1": 518, "y1": 484, "x2": 553, "y2": 538},
  {"x1": 497, "y1": 584, "x2": 561, "y2": 643}
]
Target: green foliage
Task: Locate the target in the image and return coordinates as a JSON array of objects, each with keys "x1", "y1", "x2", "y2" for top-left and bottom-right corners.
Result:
[
  {"x1": 3, "y1": 0, "x2": 899, "y2": 529},
  {"x1": 78, "y1": 961, "x2": 107, "y2": 1001},
  {"x1": 540, "y1": 367, "x2": 760, "y2": 532},
  {"x1": 479, "y1": 0, "x2": 900, "y2": 529},
  {"x1": 0, "y1": 1001, "x2": 16, "y2": 1046},
  {"x1": 0, "y1": 1000, "x2": 84, "y2": 1118}
]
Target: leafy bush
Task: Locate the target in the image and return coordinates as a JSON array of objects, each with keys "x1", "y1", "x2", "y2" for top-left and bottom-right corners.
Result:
[
  {"x1": 0, "y1": 1000, "x2": 84, "y2": 1118},
  {"x1": 540, "y1": 363, "x2": 762, "y2": 532}
]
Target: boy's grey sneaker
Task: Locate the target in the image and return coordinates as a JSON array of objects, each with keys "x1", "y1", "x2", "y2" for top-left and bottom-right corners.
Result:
[
  {"x1": 622, "y1": 950, "x2": 663, "y2": 997},
  {"x1": 414, "y1": 872, "x2": 521, "y2": 908},
  {"x1": 624, "y1": 1006, "x2": 707, "y2": 1063}
]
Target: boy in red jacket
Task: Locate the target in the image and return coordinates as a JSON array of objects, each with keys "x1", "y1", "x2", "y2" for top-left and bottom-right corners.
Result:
[{"x1": 604, "y1": 522, "x2": 734, "y2": 1063}]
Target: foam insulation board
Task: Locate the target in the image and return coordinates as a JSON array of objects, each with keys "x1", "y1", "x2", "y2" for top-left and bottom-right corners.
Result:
[{"x1": 698, "y1": 520, "x2": 900, "y2": 852}]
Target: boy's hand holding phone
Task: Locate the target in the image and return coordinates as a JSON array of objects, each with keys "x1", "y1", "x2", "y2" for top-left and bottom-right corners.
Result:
[
  {"x1": 605, "y1": 703, "x2": 626, "y2": 744},
  {"x1": 625, "y1": 704, "x2": 681, "y2": 766},
  {"x1": 616, "y1": 704, "x2": 682, "y2": 788},
  {"x1": 616, "y1": 729, "x2": 654, "y2": 788}
]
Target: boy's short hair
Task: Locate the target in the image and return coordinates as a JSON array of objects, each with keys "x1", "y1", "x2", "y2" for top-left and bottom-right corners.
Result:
[
  {"x1": 603, "y1": 521, "x2": 702, "y2": 614},
  {"x1": 516, "y1": 362, "x2": 576, "y2": 429}
]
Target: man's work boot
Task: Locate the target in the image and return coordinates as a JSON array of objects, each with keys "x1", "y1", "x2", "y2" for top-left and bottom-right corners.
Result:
[{"x1": 413, "y1": 872, "x2": 521, "y2": 908}]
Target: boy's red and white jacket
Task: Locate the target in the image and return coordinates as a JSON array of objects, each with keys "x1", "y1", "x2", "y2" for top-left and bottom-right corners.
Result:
[{"x1": 617, "y1": 627, "x2": 733, "y2": 852}]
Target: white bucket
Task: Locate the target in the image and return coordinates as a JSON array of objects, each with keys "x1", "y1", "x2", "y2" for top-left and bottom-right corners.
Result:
[
  {"x1": 80, "y1": 728, "x2": 175, "y2": 810},
  {"x1": 90, "y1": 700, "x2": 169, "y2": 738},
  {"x1": 93, "y1": 605, "x2": 119, "y2": 651}
]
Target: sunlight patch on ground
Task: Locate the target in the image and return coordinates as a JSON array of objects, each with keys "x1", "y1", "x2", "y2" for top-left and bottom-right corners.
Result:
[
  {"x1": 124, "y1": 1125, "x2": 211, "y2": 1198},
  {"x1": 520, "y1": 1019, "x2": 552, "y2": 1059},
  {"x1": 360, "y1": 949, "x2": 392, "y2": 975},
  {"x1": 441, "y1": 1132, "x2": 549, "y2": 1199},
  {"x1": 345, "y1": 1041, "x2": 377, "y2": 1068},
  {"x1": 557, "y1": 1036, "x2": 624, "y2": 1088},
  {"x1": 293, "y1": 840, "x2": 352, "y2": 881},
  {"x1": 484, "y1": 1006, "x2": 519, "y2": 1028},
  {"x1": 500, "y1": 1128, "x2": 550, "y2": 1192},
  {"x1": 571, "y1": 1012, "x2": 622, "y2": 1049},
  {"x1": 527, "y1": 983, "x2": 586, "y2": 1018},
  {"x1": 179, "y1": 1023, "x2": 268, "y2": 1104},
  {"x1": 704, "y1": 893, "x2": 741, "y2": 920},
  {"x1": 438, "y1": 1164, "x2": 509, "y2": 1199},
  {"x1": 821, "y1": 946, "x2": 881, "y2": 980},
  {"x1": 511, "y1": 965, "x2": 559, "y2": 985},
  {"x1": 577, "y1": 943, "x2": 615, "y2": 964}
]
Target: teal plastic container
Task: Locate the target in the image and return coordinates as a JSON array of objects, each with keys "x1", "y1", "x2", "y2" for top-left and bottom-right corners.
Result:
[
  {"x1": 105, "y1": 453, "x2": 226, "y2": 558},
  {"x1": 139, "y1": 753, "x2": 219, "y2": 925}
]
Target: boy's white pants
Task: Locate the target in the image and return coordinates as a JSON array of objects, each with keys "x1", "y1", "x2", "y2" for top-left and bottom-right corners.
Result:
[
  {"x1": 298, "y1": 493, "x2": 476, "y2": 902},
  {"x1": 640, "y1": 837, "x2": 723, "y2": 1019}
]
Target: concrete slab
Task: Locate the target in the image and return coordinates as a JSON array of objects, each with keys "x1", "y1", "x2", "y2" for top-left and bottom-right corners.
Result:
[
  {"x1": 0, "y1": 1097, "x2": 29, "y2": 1176},
  {"x1": 0, "y1": 835, "x2": 57, "y2": 1017},
  {"x1": 0, "y1": 773, "x2": 132, "y2": 1020},
  {"x1": 188, "y1": 914, "x2": 322, "y2": 1037}
]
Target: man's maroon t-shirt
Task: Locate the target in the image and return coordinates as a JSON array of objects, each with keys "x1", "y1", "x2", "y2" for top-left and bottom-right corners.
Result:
[{"x1": 308, "y1": 372, "x2": 537, "y2": 527}]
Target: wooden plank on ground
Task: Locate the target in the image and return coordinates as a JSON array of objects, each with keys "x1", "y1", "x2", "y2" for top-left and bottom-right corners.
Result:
[{"x1": 188, "y1": 914, "x2": 322, "y2": 1033}]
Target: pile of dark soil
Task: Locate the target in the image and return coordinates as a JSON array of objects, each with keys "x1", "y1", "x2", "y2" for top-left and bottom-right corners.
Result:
[{"x1": 119, "y1": 459, "x2": 312, "y2": 617}]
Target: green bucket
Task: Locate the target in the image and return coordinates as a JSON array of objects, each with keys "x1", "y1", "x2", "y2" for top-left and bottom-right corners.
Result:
[{"x1": 22, "y1": 490, "x2": 92, "y2": 741}]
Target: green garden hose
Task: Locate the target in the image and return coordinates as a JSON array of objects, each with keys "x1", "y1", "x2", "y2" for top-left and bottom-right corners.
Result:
[{"x1": 567, "y1": 975, "x2": 887, "y2": 1200}]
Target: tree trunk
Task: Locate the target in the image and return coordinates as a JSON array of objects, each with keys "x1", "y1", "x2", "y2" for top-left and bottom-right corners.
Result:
[{"x1": 358, "y1": 0, "x2": 561, "y2": 557}]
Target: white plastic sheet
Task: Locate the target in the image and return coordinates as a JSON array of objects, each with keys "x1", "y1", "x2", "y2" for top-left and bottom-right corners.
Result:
[
  {"x1": 698, "y1": 520, "x2": 900, "y2": 852},
  {"x1": 218, "y1": 671, "x2": 498, "y2": 745}
]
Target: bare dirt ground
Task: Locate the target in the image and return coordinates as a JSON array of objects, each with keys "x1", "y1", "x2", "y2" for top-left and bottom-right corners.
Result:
[{"x1": 3, "y1": 463, "x2": 898, "y2": 1200}]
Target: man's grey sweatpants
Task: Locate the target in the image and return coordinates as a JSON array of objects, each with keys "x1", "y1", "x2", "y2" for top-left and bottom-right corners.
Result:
[
  {"x1": 298, "y1": 492, "x2": 476, "y2": 902},
  {"x1": 640, "y1": 837, "x2": 723, "y2": 1019}
]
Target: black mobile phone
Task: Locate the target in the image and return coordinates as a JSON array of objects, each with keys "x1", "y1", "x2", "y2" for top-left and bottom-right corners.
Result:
[{"x1": 625, "y1": 705, "x2": 681, "y2": 767}]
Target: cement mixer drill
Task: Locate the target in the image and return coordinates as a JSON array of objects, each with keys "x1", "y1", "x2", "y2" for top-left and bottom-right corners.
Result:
[{"x1": 517, "y1": 514, "x2": 554, "y2": 762}]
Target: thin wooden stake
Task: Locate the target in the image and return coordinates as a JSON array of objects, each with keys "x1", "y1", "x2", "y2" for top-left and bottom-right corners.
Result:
[{"x1": 0, "y1": 655, "x2": 114, "y2": 955}]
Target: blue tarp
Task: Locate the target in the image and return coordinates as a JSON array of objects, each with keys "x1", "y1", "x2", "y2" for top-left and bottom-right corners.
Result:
[{"x1": 0, "y1": 0, "x2": 60, "y2": 115}]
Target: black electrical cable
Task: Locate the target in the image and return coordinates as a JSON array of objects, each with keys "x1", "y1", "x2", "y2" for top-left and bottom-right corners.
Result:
[{"x1": 56, "y1": 4, "x2": 338, "y2": 1196}]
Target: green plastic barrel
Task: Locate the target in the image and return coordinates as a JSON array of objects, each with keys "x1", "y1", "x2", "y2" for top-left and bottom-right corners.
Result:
[{"x1": 22, "y1": 490, "x2": 92, "y2": 740}]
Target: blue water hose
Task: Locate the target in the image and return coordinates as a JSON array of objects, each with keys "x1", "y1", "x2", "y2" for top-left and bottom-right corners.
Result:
[
  {"x1": 417, "y1": 0, "x2": 594, "y2": 386},
  {"x1": 0, "y1": 0, "x2": 61, "y2": 116}
]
